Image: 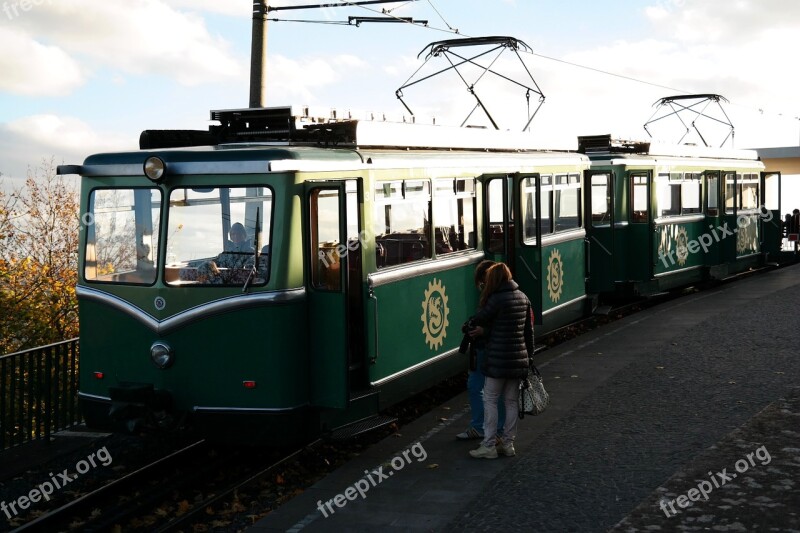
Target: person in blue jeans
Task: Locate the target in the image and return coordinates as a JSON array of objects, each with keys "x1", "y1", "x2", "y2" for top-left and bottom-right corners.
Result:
[{"x1": 456, "y1": 260, "x2": 506, "y2": 440}]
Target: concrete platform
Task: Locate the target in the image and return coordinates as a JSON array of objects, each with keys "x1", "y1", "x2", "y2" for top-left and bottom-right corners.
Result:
[{"x1": 251, "y1": 264, "x2": 800, "y2": 532}]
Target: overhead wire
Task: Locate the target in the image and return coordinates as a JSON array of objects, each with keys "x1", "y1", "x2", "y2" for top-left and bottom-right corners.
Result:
[{"x1": 271, "y1": 1, "x2": 798, "y2": 122}]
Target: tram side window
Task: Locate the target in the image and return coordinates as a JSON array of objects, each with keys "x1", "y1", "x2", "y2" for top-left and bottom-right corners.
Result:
[
  {"x1": 681, "y1": 173, "x2": 701, "y2": 214},
  {"x1": 540, "y1": 175, "x2": 553, "y2": 235},
  {"x1": 706, "y1": 173, "x2": 719, "y2": 216},
  {"x1": 488, "y1": 178, "x2": 508, "y2": 251},
  {"x1": 740, "y1": 173, "x2": 759, "y2": 210},
  {"x1": 630, "y1": 174, "x2": 648, "y2": 223},
  {"x1": 724, "y1": 172, "x2": 736, "y2": 213},
  {"x1": 432, "y1": 178, "x2": 476, "y2": 255},
  {"x1": 591, "y1": 174, "x2": 611, "y2": 225},
  {"x1": 310, "y1": 188, "x2": 342, "y2": 291},
  {"x1": 374, "y1": 180, "x2": 431, "y2": 268},
  {"x1": 85, "y1": 188, "x2": 161, "y2": 285},
  {"x1": 554, "y1": 174, "x2": 581, "y2": 231},
  {"x1": 658, "y1": 173, "x2": 681, "y2": 216}
]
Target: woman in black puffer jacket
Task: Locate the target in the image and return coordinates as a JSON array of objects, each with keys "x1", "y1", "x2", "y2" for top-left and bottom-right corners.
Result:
[{"x1": 467, "y1": 262, "x2": 533, "y2": 459}]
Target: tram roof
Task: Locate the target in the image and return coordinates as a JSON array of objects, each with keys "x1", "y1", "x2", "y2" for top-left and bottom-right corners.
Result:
[
  {"x1": 59, "y1": 105, "x2": 592, "y2": 177},
  {"x1": 59, "y1": 142, "x2": 588, "y2": 178},
  {"x1": 578, "y1": 134, "x2": 761, "y2": 161}
]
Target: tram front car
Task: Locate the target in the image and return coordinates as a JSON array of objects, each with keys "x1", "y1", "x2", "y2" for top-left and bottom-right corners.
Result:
[{"x1": 60, "y1": 146, "x2": 352, "y2": 444}]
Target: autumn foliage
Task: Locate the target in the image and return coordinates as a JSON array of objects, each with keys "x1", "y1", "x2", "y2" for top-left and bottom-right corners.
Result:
[{"x1": 1, "y1": 160, "x2": 80, "y2": 355}]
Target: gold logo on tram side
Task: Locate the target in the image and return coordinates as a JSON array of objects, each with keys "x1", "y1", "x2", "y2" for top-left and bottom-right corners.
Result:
[
  {"x1": 736, "y1": 216, "x2": 756, "y2": 254},
  {"x1": 546, "y1": 249, "x2": 564, "y2": 303},
  {"x1": 675, "y1": 227, "x2": 689, "y2": 266},
  {"x1": 421, "y1": 278, "x2": 449, "y2": 350}
]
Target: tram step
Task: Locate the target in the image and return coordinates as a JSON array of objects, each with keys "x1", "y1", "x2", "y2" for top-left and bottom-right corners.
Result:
[{"x1": 328, "y1": 415, "x2": 398, "y2": 440}]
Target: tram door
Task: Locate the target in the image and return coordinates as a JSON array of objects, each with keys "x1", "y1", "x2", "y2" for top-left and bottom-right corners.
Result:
[
  {"x1": 305, "y1": 180, "x2": 362, "y2": 408},
  {"x1": 483, "y1": 175, "x2": 515, "y2": 273},
  {"x1": 761, "y1": 172, "x2": 782, "y2": 259},
  {"x1": 482, "y1": 174, "x2": 544, "y2": 323},
  {"x1": 584, "y1": 170, "x2": 615, "y2": 293}
]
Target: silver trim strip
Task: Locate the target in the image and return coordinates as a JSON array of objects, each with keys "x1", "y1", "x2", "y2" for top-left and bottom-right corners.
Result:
[
  {"x1": 76, "y1": 285, "x2": 306, "y2": 334},
  {"x1": 193, "y1": 404, "x2": 308, "y2": 414},
  {"x1": 654, "y1": 214, "x2": 705, "y2": 225},
  {"x1": 63, "y1": 161, "x2": 273, "y2": 177},
  {"x1": 542, "y1": 294, "x2": 587, "y2": 316},
  {"x1": 653, "y1": 265, "x2": 704, "y2": 278},
  {"x1": 78, "y1": 392, "x2": 112, "y2": 402},
  {"x1": 368, "y1": 251, "x2": 485, "y2": 289},
  {"x1": 540, "y1": 228, "x2": 586, "y2": 247},
  {"x1": 370, "y1": 348, "x2": 460, "y2": 387}
]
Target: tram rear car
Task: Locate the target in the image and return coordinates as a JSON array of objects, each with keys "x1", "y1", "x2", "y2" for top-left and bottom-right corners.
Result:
[
  {"x1": 579, "y1": 135, "x2": 782, "y2": 296},
  {"x1": 62, "y1": 108, "x2": 592, "y2": 444}
]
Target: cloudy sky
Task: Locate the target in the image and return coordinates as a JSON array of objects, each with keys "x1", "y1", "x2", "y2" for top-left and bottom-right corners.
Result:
[{"x1": 1, "y1": 0, "x2": 799, "y2": 190}]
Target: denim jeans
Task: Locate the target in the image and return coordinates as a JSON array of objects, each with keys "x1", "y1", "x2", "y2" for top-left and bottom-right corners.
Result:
[
  {"x1": 481, "y1": 376, "x2": 520, "y2": 448},
  {"x1": 467, "y1": 347, "x2": 506, "y2": 433}
]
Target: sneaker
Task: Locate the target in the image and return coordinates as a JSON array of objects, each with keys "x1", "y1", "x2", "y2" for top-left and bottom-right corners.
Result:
[
  {"x1": 456, "y1": 427, "x2": 484, "y2": 440},
  {"x1": 469, "y1": 445, "x2": 498, "y2": 459},
  {"x1": 498, "y1": 441, "x2": 516, "y2": 457}
]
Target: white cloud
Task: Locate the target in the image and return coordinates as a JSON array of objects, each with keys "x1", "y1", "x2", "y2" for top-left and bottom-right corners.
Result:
[
  {"x1": 0, "y1": 27, "x2": 84, "y2": 96},
  {"x1": 164, "y1": 0, "x2": 251, "y2": 17},
  {"x1": 645, "y1": 0, "x2": 800, "y2": 43},
  {"x1": 0, "y1": 115, "x2": 132, "y2": 188},
  {"x1": 10, "y1": 0, "x2": 244, "y2": 87},
  {"x1": 265, "y1": 53, "x2": 370, "y2": 102}
]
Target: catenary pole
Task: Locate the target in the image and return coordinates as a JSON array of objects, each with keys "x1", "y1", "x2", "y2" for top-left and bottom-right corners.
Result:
[{"x1": 249, "y1": 0, "x2": 268, "y2": 108}]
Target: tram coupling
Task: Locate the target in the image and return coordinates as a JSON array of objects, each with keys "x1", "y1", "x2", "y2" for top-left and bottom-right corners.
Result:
[{"x1": 108, "y1": 383, "x2": 175, "y2": 433}]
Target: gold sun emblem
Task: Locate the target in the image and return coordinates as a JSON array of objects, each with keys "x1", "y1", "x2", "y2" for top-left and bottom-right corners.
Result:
[
  {"x1": 546, "y1": 249, "x2": 564, "y2": 303},
  {"x1": 421, "y1": 278, "x2": 449, "y2": 350},
  {"x1": 676, "y1": 227, "x2": 689, "y2": 266}
]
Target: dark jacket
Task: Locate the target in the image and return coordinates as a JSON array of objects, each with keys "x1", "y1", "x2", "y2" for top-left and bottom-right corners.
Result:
[{"x1": 471, "y1": 280, "x2": 533, "y2": 379}]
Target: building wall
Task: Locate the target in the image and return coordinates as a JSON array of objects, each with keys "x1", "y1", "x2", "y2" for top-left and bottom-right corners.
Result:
[{"x1": 756, "y1": 149, "x2": 800, "y2": 213}]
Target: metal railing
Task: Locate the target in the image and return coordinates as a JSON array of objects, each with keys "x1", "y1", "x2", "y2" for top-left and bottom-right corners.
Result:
[{"x1": 0, "y1": 339, "x2": 81, "y2": 451}]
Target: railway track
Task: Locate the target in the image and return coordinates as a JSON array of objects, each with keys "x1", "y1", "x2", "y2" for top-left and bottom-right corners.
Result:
[{"x1": 14, "y1": 439, "x2": 212, "y2": 532}]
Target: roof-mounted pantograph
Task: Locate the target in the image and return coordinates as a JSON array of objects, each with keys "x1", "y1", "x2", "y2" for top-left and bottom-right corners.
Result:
[
  {"x1": 396, "y1": 36, "x2": 545, "y2": 132},
  {"x1": 643, "y1": 94, "x2": 735, "y2": 148}
]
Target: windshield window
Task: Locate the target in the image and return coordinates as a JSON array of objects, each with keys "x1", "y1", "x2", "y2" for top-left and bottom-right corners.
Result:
[
  {"x1": 85, "y1": 188, "x2": 161, "y2": 285},
  {"x1": 165, "y1": 186, "x2": 272, "y2": 287}
]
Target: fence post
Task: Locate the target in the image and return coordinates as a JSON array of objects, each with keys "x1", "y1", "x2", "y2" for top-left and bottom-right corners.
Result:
[{"x1": 45, "y1": 347, "x2": 53, "y2": 444}]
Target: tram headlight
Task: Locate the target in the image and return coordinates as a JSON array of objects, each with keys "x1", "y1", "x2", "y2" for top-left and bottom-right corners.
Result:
[
  {"x1": 143, "y1": 156, "x2": 166, "y2": 182},
  {"x1": 150, "y1": 342, "x2": 174, "y2": 369}
]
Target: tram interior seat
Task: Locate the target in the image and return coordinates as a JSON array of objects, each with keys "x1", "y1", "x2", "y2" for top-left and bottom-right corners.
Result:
[
  {"x1": 375, "y1": 231, "x2": 429, "y2": 267},
  {"x1": 434, "y1": 226, "x2": 455, "y2": 254},
  {"x1": 487, "y1": 222, "x2": 514, "y2": 251},
  {"x1": 555, "y1": 216, "x2": 580, "y2": 231},
  {"x1": 488, "y1": 223, "x2": 504, "y2": 252}
]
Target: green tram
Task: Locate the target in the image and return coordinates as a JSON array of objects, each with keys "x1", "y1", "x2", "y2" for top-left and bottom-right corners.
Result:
[
  {"x1": 578, "y1": 135, "x2": 783, "y2": 296},
  {"x1": 58, "y1": 107, "x2": 592, "y2": 443}
]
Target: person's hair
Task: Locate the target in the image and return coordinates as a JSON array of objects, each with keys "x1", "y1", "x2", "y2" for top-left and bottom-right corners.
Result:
[
  {"x1": 474, "y1": 260, "x2": 496, "y2": 287},
  {"x1": 480, "y1": 262, "x2": 512, "y2": 306}
]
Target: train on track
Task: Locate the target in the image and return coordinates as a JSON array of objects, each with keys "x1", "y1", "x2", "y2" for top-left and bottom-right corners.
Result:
[{"x1": 57, "y1": 105, "x2": 787, "y2": 444}]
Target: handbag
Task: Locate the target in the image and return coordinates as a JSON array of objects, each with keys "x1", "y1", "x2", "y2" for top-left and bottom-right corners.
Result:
[{"x1": 519, "y1": 364, "x2": 549, "y2": 418}]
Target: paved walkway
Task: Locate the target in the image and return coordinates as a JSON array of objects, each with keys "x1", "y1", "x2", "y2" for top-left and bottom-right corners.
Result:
[{"x1": 251, "y1": 264, "x2": 800, "y2": 532}]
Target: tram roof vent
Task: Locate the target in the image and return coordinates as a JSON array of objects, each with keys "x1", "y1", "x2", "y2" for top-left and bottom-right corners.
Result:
[
  {"x1": 577, "y1": 134, "x2": 651, "y2": 154},
  {"x1": 140, "y1": 104, "x2": 551, "y2": 151}
]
